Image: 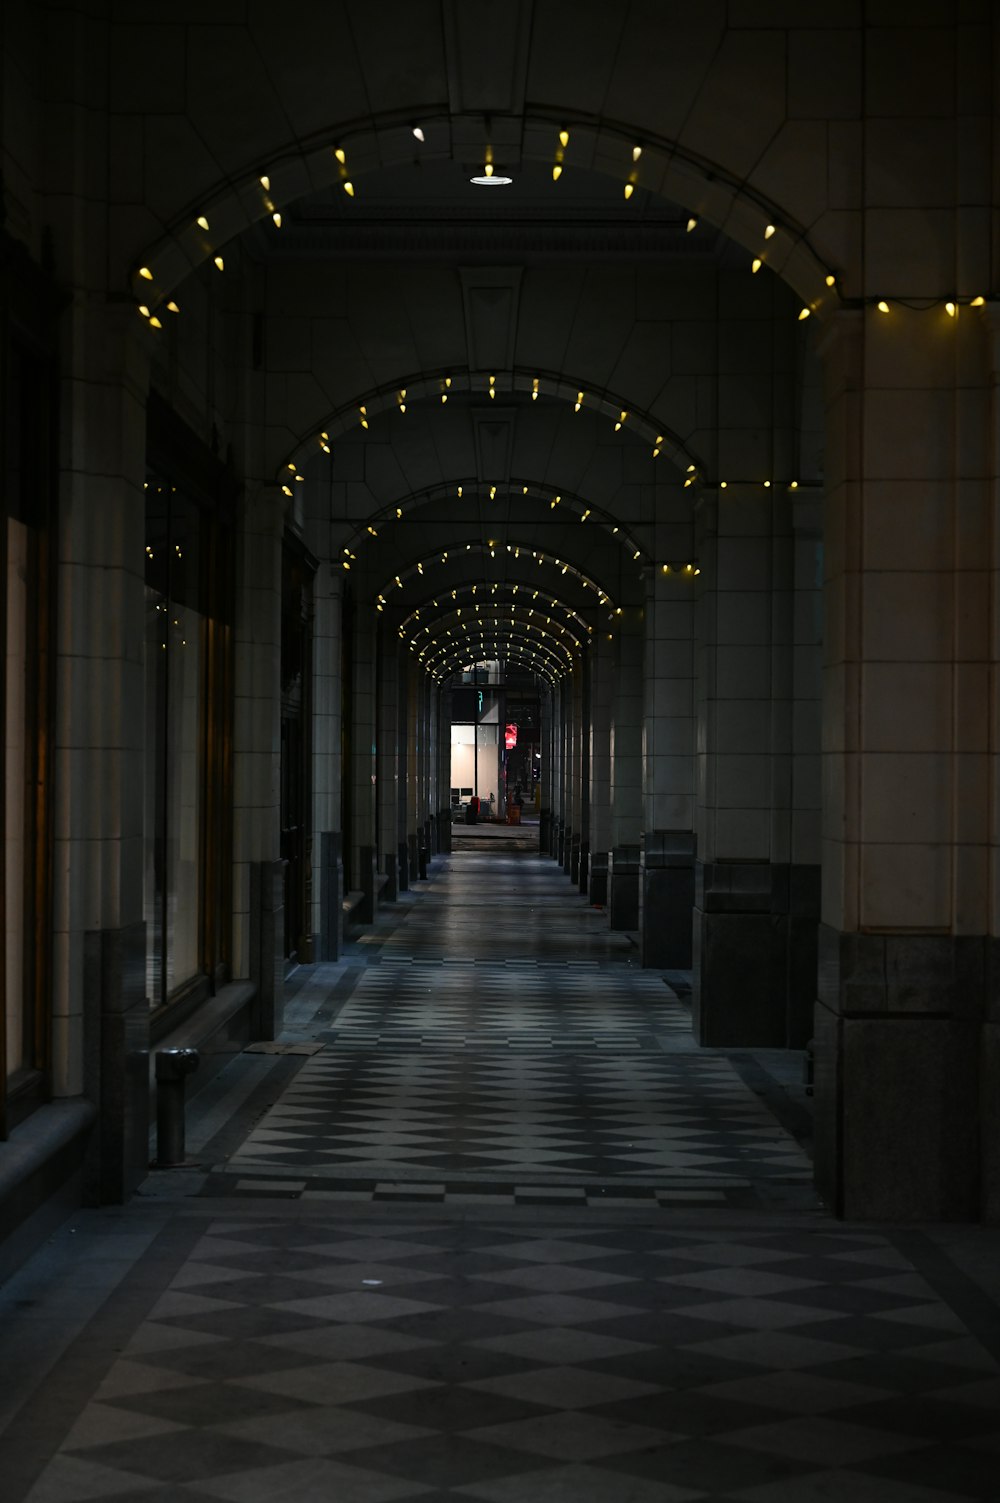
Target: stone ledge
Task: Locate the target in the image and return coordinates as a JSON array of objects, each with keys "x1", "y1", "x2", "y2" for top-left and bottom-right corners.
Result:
[{"x1": 0, "y1": 1100, "x2": 97, "y2": 1285}]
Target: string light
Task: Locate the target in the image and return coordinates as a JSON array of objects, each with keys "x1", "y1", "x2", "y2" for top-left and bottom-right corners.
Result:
[
  {"x1": 752, "y1": 258, "x2": 762, "y2": 274},
  {"x1": 166, "y1": 301, "x2": 179, "y2": 313},
  {"x1": 196, "y1": 215, "x2": 209, "y2": 230},
  {"x1": 686, "y1": 218, "x2": 697, "y2": 233},
  {"x1": 552, "y1": 164, "x2": 562, "y2": 182},
  {"x1": 559, "y1": 128, "x2": 570, "y2": 148},
  {"x1": 972, "y1": 295, "x2": 986, "y2": 306},
  {"x1": 272, "y1": 212, "x2": 282, "y2": 228},
  {"x1": 652, "y1": 436, "x2": 663, "y2": 458},
  {"x1": 412, "y1": 125, "x2": 425, "y2": 142},
  {"x1": 632, "y1": 144, "x2": 643, "y2": 162},
  {"x1": 343, "y1": 181, "x2": 355, "y2": 197},
  {"x1": 624, "y1": 183, "x2": 634, "y2": 200},
  {"x1": 798, "y1": 307, "x2": 811, "y2": 320},
  {"x1": 764, "y1": 223, "x2": 776, "y2": 239},
  {"x1": 359, "y1": 405, "x2": 369, "y2": 429},
  {"x1": 260, "y1": 175, "x2": 270, "y2": 191},
  {"x1": 139, "y1": 266, "x2": 153, "y2": 280},
  {"x1": 877, "y1": 300, "x2": 890, "y2": 313},
  {"x1": 213, "y1": 255, "x2": 224, "y2": 271},
  {"x1": 946, "y1": 301, "x2": 957, "y2": 317},
  {"x1": 574, "y1": 391, "x2": 584, "y2": 411},
  {"x1": 334, "y1": 147, "x2": 346, "y2": 164},
  {"x1": 614, "y1": 410, "x2": 627, "y2": 431},
  {"x1": 825, "y1": 274, "x2": 836, "y2": 287},
  {"x1": 532, "y1": 377, "x2": 539, "y2": 400}
]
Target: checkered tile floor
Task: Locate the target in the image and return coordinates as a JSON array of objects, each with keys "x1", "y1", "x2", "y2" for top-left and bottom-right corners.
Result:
[
  {"x1": 10, "y1": 1214, "x2": 1000, "y2": 1502},
  {"x1": 214, "y1": 850, "x2": 813, "y2": 1209}
]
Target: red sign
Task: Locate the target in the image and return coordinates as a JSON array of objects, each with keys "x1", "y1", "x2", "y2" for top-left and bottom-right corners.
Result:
[{"x1": 505, "y1": 722, "x2": 518, "y2": 749}]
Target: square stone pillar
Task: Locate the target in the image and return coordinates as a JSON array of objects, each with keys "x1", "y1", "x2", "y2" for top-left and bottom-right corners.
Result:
[
  {"x1": 608, "y1": 611, "x2": 643, "y2": 930},
  {"x1": 588, "y1": 632, "x2": 614, "y2": 904}
]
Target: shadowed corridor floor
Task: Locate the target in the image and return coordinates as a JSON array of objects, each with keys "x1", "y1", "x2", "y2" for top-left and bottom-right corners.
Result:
[{"x1": 2, "y1": 848, "x2": 1000, "y2": 1502}]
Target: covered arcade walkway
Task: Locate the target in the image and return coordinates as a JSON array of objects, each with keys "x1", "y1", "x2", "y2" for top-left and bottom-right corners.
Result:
[{"x1": 3, "y1": 852, "x2": 1000, "y2": 1503}]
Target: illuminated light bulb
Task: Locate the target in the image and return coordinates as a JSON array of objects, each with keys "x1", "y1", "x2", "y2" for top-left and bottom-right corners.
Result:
[
  {"x1": 764, "y1": 223, "x2": 776, "y2": 239},
  {"x1": 441, "y1": 392, "x2": 448, "y2": 403},
  {"x1": 877, "y1": 300, "x2": 890, "y2": 313},
  {"x1": 334, "y1": 146, "x2": 346, "y2": 164},
  {"x1": 972, "y1": 295, "x2": 986, "y2": 306},
  {"x1": 457, "y1": 486, "x2": 463, "y2": 497},
  {"x1": 343, "y1": 181, "x2": 355, "y2": 197},
  {"x1": 581, "y1": 509, "x2": 590, "y2": 521},
  {"x1": 368, "y1": 526, "x2": 377, "y2": 536},
  {"x1": 623, "y1": 182, "x2": 634, "y2": 200},
  {"x1": 946, "y1": 301, "x2": 957, "y2": 317},
  {"x1": 763, "y1": 480, "x2": 771, "y2": 489},
  {"x1": 485, "y1": 162, "x2": 494, "y2": 177},
  {"x1": 686, "y1": 217, "x2": 697, "y2": 232},
  {"x1": 575, "y1": 391, "x2": 583, "y2": 411},
  {"x1": 412, "y1": 124, "x2": 425, "y2": 142},
  {"x1": 197, "y1": 215, "x2": 209, "y2": 230},
  {"x1": 270, "y1": 211, "x2": 282, "y2": 228},
  {"x1": 399, "y1": 388, "x2": 406, "y2": 399},
  {"x1": 148, "y1": 316, "x2": 162, "y2": 328},
  {"x1": 789, "y1": 480, "x2": 799, "y2": 490},
  {"x1": 523, "y1": 486, "x2": 528, "y2": 494},
  {"x1": 342, "y1": 560, "x2": 351, "y2": 570},
  {"x1": 684, "y1": 476, "x2": 695, "y2": 487},
  {"x1": 559, "y1": 129, "x2": 570, "y2": 148},
  {"x1": 139, "y1": 266, "x2": 153, "y2": 280},
  {"x1": 685, "y1": 563, "x2": 693, "y2": 573},
  {"x1": 396, "y1": 507, "x2": 403, "y2": 518},
  {"x1": 825, "y1": 274, "x2": 836, "y2": 287},
  {"x1": 166, "y1": 301, "x2": 179, "y2": 313},
  {"x1": 720, "y1": 480, "x2": 727, "y2": 489},
  {"x1": 634, "y1": 550, "x2": 641, "y2": 560},
  {"x1": 138, "y1": 305, "x2": 150, "y2": 318},
  {"x1": 490, "y1": 485, "x2": 497, "y2": 499},
  {"x1": 214, "y1": 255, "x2": 224, "y2": 271},
  {"x1": 281, "y1": 484, "x2": 292, "y2": 496},
  {"x1": 632, "y1": 144, "x2": 643, "y2": 162},
  {"x1": 798, "y1": 306, "x2": 811, "y2": 320},
  {"x1": 693, "y1": 566, "x2": 701, "y2": 575},
  {"x1": 260, "y1": 175, "x2": 270, "y2": 190},
  {"x1": 687, "y1": 464, "x2": 696, "y2": 472},
  {"x1": 662, "y1": 563, "x2": 671, "y2": 574},
  {"x1": 489, "y1": 385, "x2": 495, "y2": 399},
  {"x1": 320, "y1": 442, "x2": 330, "y2": 453},
  {"x1": 552, "y1": 164, "x2": 562, "y2": 182},
  {"x1": 287, "y1": 462, "x2": 296, "y2": 472},
  {"x1": 752, "y1": 258, "x2": 762, "y2": 274}
]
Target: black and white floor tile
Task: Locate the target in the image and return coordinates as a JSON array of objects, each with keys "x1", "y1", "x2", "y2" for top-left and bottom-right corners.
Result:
[{"x1": 10, "y1": 1214, "x2": 1000, "y2": 1502}]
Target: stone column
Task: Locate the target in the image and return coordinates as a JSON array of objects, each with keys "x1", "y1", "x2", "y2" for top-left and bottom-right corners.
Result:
[
  {"x1": 405, "y1": 658, "x2": 421, "y2": 880},
  {"x1": 438, "y1": 682, "x2": 453, "y2": 854},
  {"x1": 349, "y1": 608, "x2": 378, "y2": 922},
  {"x1": 56, "y1": 305, "x2": 149, "y2": 1203},
  {"x1": 588, "y1": 631, "x2": 614, "y2": 904},
  {"x1": 814, "y1": 307, "x2": 994, "y2": 1221},
  {"x1": 608, "y1": 610, "x2": 643, "y2": 929},
  {"x1": 640, "y1": 568, "x2": 696, "y2": 968},
  {"x1": 377, "y1": 629, "x2": 401, "y2": 901},
  {"x1": 310, "y1": 564, "x2": 344, "y2": 959}
]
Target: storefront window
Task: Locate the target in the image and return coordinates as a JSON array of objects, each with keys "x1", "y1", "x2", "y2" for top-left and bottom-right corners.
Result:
[{"x1": 143, "y1": 456, "x2": 233, "y2": 1016}]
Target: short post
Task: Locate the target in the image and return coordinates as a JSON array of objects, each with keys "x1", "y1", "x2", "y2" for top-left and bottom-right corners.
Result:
[{"x1": 155, "y1": 1047, "x2": 200, "y2": 1166}]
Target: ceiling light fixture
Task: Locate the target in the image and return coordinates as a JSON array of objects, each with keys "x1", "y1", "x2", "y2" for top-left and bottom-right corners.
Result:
[{"x1": 470, "y1": 173, "x2": 513, "y2": 186}]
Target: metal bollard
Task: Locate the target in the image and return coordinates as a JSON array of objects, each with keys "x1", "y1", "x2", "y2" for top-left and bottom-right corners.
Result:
[
  {"x1": 155, "y1": 1048, "x2": 200, "y2": 1166},
  {"x1": 418, "y1": 846, "x2": 428, "y2": 879}
]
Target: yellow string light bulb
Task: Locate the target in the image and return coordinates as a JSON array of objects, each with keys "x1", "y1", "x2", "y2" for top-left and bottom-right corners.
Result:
[
  {"x1": 334, "y1": 147, "x2": 346, "y2": 164},
  {"x1": 260, "y1": 175, "x2": 270, "y2": 190},
  {"x1": 624, "y1": 182, "x2": 634, "y2": 200},
  {"x1": 343, "y1": 181, "x2": 355, "y2": 197},
  {"x1": 559, "y1": 129, "x2": 570, "y2": 148},
  {"x1": 825, "y1": 274, "x2": 836, "y2": 287},
  {"x1": 441, "y1": 392, "x2": 448, "y2": 403},
  {"x1": 484, "y1": 162, "x2": 494, "y2": 177},
  {"x1": 166, "y1": 300, "x2": 179, "y2": 313},
  {"x1": 213, "y1": 255, "x2": 224, "y2": 271},
  {"x1": 946, "y1": 301, "x2": 957, "y2": 317},
  {"x1": 686, "y1": 217, "x2": 697, "y2": 232},
  {"x1": 196, "y1": 215, "x2": 209, "y2": 231},
  {"x1": 412, "y1": 125, "x2": 425, "y2": 142},
  {"x1": 139, "y1": 266, "x2": 153, "y2": 280},
  {"x1": 764, "y1": 223, "x2": 776, "y2": 239},
  {"x1": 720, "y1": 481, "x2": 727, "y2": 489},
  {"x1": 138, "y1": 305, "x2": 150, "y2": 318},
  {"x1": 752, "y1": 258, "x2": 762, "y2": 274},
  {"x1": 272, "y1": 212, "x2": 282, "y2": 228},
  {"x1": 148, "y1": 316, "x2": 162, "y2": 329},
  {"x1": 971, "y1": 295, "x2": 986, "y2": 306},
  {"x1": 552, "y1": 164, "x2": 562, "y2": 181},
  {"x1": 798, "y1": 306, "x2": 811, "y2": 320},
  {"x1": 632, "y1": 144, "x2": 643, "y2": 162},
  {"x1": 575, "y1": 391, "x2": 584, "y2": 411}
]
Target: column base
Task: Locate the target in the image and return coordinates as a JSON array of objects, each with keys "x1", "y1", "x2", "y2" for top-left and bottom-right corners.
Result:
[
  {"x1": 85, "y1": 921, "x2": 148, "y2": 1205},
  {"x1": 589, "y1": 850, "x2": 609, "y2": 906},
  {"x1": 608, "y1": 846, "x2": 640, "y2": 930},
  {"x1": 640, "y1": 830, "x2": 695, "y2": 968},
  {"x1": 692, "y1": 861, "x2": 819, "y2": 1047},
  {"x1": 814, "y1": 927, "x2": 995, "y2": 1223}
]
